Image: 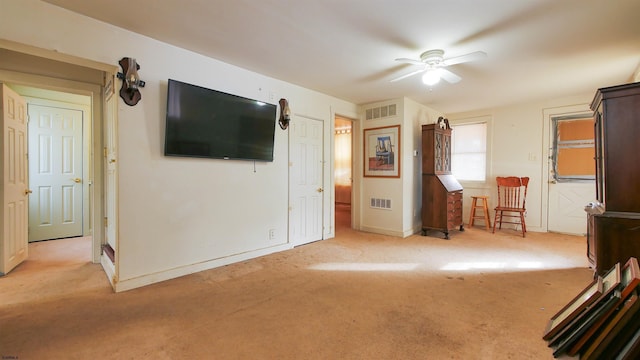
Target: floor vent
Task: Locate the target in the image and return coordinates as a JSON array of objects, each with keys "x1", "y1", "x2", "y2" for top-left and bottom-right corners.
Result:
[
  {"x1": 365, "y1": 104, "x2": 397, "y2": 120},
  {"x1": 370, "y1": 198, "x2": 392, "y2": 210}
]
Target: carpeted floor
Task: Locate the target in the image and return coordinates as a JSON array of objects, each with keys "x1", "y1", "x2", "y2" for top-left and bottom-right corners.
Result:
[{"x1": 0, "y1": 212, "x2": 592, "y2": 359}]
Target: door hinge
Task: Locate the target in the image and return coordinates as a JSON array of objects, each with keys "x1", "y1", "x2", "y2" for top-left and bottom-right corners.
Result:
[
  {"x1": 103, "y1": 147, "x2": 108, "y2": 158},
  {"x1": 104, "y1": 217, "x2": 108, "y2": 227}
]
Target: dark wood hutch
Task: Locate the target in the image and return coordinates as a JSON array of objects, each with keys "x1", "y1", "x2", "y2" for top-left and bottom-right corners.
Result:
[
  {"x1": 588, "y1": 82, "x2": 640, "y2": 275},
  {"x1": 421, "y1": 120, "x2": 464, "y2": 239}
]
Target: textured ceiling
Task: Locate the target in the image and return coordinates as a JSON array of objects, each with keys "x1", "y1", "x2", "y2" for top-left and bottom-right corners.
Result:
[{"x1": 43, "y1": 0, "x2": 640, "y2": 113}]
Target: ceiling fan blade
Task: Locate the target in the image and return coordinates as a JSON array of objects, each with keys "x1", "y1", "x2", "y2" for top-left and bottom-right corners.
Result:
[
  {"x1": 442, "y1": 51, "x2": 487, "y2": 66},
  {"x1": 438, "y1": 68, "x2": 462, "y2": 84},
  {"x1": 394, "y1": 58, "x2": 425, "y2": 66},
  {"x1": 390, "y1": 69, "x2": 425, "y2": 82}
]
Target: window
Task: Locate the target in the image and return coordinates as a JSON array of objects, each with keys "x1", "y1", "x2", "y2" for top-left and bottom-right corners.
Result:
[
  {"x1": 551, "y1": 115, "x2": 595, "y2": 181},
  {"x1": 451, "y1": 121, "x2": 487, "y2": 181}
]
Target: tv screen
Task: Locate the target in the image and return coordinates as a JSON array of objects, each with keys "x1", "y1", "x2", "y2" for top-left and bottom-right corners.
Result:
[{"x1": 164, "y1": 79, "x2": 277, "y2": 162}]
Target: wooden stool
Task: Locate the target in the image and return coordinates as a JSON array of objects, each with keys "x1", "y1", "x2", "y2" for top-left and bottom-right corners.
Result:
[{"x1": 469, "y1": 196, "x2": 491, "y2": 230}]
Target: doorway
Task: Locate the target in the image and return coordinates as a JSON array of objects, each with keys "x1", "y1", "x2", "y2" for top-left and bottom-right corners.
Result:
[
  {"x1": 543, "y1": 105, "x2": 595, "y2": 235},
  {"x1": 334, "y1": 116, "x2": 353, "y2": 231},
  {"x1": 0, "y1": 42, "x2": 113, "y2": 272},
  {"x1": 2, "y1": 85, "x2": 93, "y2": 275}
]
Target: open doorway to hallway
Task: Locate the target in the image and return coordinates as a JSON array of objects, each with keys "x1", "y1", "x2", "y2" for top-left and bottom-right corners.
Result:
[
  {"x1": 1, "y1": 41, "x2": 113, "y2": 283},
  {"x1": 335, "y1": 116, "x2": 354, "y2": 231},
  {"x1": 12, "y1": 85, "x2": 92, "y2": 243},
  {"x1": 3, "y1": 84, "x2": 94, "y2": 273}
]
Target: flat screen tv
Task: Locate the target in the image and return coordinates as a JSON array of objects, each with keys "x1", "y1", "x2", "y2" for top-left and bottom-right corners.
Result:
[{"x1": 164, "y1": 79, "x2": 277, "y2": 162}]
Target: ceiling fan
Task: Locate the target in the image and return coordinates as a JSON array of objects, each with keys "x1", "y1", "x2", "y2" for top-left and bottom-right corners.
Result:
[{"x1": 390, "y1": 49, "x2": 487, "y2": 85}]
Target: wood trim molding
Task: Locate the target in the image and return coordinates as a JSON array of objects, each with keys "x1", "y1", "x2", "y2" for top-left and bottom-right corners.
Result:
[{"x1": 0, "y1": 38, "x2": 118, "y2": 74}]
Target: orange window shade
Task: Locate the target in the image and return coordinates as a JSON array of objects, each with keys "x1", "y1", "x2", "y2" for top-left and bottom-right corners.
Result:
[
  {"x1": 555, "y1": 118, "x2": 595, "y2": 178},
  {"x1": 558, "y1": 119, "x2": 593, "y2": 141},
  {"x1": 557, "y1": 146, "x2": 595, "y2": 176}
]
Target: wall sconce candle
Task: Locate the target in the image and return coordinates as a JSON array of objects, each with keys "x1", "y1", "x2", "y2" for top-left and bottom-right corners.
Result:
[
  {"x1": 116, "y1": 57, "x2": 145, "y2": 106},
  {"x1": 279, "y1": 98, "x2": 291, "y2": 130}
]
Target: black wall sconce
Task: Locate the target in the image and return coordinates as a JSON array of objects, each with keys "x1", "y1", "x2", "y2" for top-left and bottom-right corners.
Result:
[
  {"x1": 279, "y1": 98, "x2": 291, "y2": 130},
  {"x1": 116, "y1": 57, "x2": 145, "y2": 106}
]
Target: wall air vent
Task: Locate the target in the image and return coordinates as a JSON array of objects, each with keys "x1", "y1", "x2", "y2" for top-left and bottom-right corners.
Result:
[
  {"x1": 370, "y1": 198, "x2": 392, "y2": 210},
  {"x1": 365, "y1": 104, "x2": 397, "y2": 120}
]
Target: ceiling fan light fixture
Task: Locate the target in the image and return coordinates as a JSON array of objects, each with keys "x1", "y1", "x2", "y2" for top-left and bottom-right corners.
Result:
[{"x1": 422, "y1": 70, "x2": 440, "y2": 86}]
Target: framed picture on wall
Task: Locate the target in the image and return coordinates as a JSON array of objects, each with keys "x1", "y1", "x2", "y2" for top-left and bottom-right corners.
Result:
[{"x1": 363, "y1": 125, "x2": 400, "y2": 178}]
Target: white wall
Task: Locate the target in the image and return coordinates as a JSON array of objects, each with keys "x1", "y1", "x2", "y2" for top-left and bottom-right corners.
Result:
[
  {"x1": 449, "y1": 94, "x2": 593, "y2": 232},
  {"x1": 1, "y1": 0, "x2": 357, "y2": 290},
  {"x1": 403, "y1": 98, "x2": 443, "y2": 235},
  {"x1": 358, "y1": 99, "x2": 404, "y2": 236},
  {"x1": 358, "y1": 98, "x2": 441, "y2": 237}
]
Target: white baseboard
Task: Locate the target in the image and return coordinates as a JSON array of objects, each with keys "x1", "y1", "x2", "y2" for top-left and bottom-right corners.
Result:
[
  {"x1": 100, "y1": 254, "x2": 116, "y2": 289},
  {"x1": 112, "y1": 243, "x2": 293, "y2": 292},
  {"x1": 358, "y1": 225, "x2": 405, "y2": 238}
]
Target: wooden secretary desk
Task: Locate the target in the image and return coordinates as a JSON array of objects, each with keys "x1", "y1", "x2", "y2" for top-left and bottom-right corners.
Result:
[
  {"x1": 421, "y1": 122, "x2": 464, "y2": 239},
  {"x1": 588, "y1": 82, "x2": 640, "y2": 275}
]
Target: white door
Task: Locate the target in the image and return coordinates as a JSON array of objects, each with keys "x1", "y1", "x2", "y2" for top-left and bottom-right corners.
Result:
[
  {"x1": 27, "y1": 104, "x2": 83, "y2": 241},
  {"x1": 1, "y1": 83, "x2": 29, "y2": 274},
  {"x1": 547, "y1": 114, "x2": 595, "y2": 235},
  {"x1": 290, "y1": 115, "x2": 324, "y2": 246},
  {"x1": 548, "y1": 182, "x2": 594, "y2": 235}
]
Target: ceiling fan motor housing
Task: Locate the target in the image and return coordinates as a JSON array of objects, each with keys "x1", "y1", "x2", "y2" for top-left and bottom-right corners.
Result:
[{"x1": 420, "y1": 49, "x2": 445, "y2": 65}]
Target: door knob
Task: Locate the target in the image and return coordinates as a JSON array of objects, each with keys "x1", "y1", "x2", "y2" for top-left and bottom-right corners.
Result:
[
  {"x1": 317, "y1": 187, "x2": 324, "y2": 193},
  {"x1": 72, "y1": 178, "x2": 82, "y2": 183},
  {"x1": 24, "y1": 189, "x2": 32, "y2": 195}
]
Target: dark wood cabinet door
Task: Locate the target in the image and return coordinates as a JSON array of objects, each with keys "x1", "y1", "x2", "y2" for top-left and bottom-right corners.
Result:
[
  {"x1": 594, "y1": 214, "x2": 640, "y2": 276},
  {"x1": 589, "y1": 82, "x2": 640, "y2": 274},
  {"x1": 422, "y1": 124, "x2": 451, "y2": 175}
]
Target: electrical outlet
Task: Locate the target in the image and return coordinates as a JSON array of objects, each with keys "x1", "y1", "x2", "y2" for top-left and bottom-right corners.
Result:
[{"x1": 269, "y1": 229, "x2": 276, "y2": 240}]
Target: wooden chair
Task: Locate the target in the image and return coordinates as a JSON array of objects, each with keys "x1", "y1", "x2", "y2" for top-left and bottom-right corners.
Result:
[{"x1": 493, "y1": 176, "x2": 529, "y2": 237}]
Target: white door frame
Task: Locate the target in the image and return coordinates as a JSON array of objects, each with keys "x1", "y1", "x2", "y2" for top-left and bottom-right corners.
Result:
[
  {"x1": 0, "y1": 75, "x2": 104, "y2": 262},
  {"x1": 0, "y1": 40, "x2": 118, "y2": 264},
  {"x1": 332, "y1": 114, "x2": 357, "y2": 232},
  {"x1": 333, "y1": 110, "x2": 361, "y2": 233}
]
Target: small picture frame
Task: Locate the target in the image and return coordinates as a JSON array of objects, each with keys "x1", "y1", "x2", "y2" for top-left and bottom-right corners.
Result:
[
  {"x1": 600, "y1": 262, "x2": 622, "y2": 297},
  {"x1": 552, "y1": 289, "x2": 622, "y2": 357},
  {"x1": 579, "y1": 291, "x2": 640, "y2": 360},
  {"x1": 567, "y1": 258, "x2": 640, "y2": 356},
  {"x1": 543, "y1": 277, "x2": 603, "y2": 340},
  {"x1": 547, "y1": 263, "x2": 622, "y2": 347},
  {"x1": 620, "y1": 257, "x2": 640, "y2": 299},
  {"x1": 363, "y1": 125, "x2": 400, "y2": 178}
]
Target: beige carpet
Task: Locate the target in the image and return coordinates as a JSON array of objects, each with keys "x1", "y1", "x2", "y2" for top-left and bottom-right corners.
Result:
[{"x1": 0, "y1": 211, "x2": 592, "y2": 359}]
